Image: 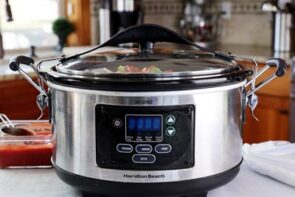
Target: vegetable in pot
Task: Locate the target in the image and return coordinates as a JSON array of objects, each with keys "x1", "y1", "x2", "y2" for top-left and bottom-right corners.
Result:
[{"x1": 116, "y1": 65, "x2": 164, "y2": 73}]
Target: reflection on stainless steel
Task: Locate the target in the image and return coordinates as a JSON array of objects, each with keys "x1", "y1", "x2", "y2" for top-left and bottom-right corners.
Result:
[{"x1": 51, "y1": 84, "x2": 244, "y2": 183}]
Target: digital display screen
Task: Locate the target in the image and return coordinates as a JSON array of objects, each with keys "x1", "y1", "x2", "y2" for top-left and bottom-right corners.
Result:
[{"x1": 125, "y1": 115, "x2": 163, "y2": 142}]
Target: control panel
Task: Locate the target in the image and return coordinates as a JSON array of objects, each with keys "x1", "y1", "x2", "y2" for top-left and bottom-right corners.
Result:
[{"x1": 96, "y1": 105, "x2": 195, "y2": 170}]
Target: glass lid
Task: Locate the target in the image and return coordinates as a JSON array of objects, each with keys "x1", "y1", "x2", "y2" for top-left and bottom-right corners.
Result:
[{"x1": 55, "y1": 47, "x2": 239, "y2": 80}]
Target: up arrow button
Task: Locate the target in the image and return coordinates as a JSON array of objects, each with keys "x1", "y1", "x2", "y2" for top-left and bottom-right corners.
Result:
[
  {"x1": 168, "y1": 117, "x2": 174, "y2": 123},
  {"x1": 165, "y1": 115, "x2": 176, "y2": 125}
]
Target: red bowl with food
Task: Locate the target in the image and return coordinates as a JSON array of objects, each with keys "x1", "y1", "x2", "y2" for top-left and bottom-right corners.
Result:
[{"x1": 0, "y1": 121, "x2": 53, "y2": 168}]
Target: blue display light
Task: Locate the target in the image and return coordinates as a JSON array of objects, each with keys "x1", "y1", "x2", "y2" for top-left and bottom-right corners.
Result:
[{"x1": 127, "y1": 115, "x2": 162, "y2": 132}]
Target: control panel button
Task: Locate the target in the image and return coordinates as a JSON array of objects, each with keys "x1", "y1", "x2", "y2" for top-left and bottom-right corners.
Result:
[
  {"x1": 113, "y1": 118, "x2": 123, "y2": 128},
  {"x1": 165, "y1": 115, "x2": 176, "y2": 125},
  {"x1": 155, "y1": 144, "x2": 172, "y2": 154},
  {"x1": 165, "y1": 126, "x2": 176, "y2": 136},
  {"x1": 116, "y1": 144, "x2": 133, "y2": 153},
  {"x1": 135, "y1": 144, "x2": 152, "y2": 153},
  {"x1": 132, "y1": 154, "x2": 156, "y2": 164}
]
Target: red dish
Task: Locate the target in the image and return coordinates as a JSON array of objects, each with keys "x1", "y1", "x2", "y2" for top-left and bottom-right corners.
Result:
[{"x1": 0, "y1": 121, "x2": 53, "y2": 168}]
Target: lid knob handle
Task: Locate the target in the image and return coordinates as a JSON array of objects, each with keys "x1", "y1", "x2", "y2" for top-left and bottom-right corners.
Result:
[{"x1": 139, "y1": 41, "x2": 154, "y2": 53}]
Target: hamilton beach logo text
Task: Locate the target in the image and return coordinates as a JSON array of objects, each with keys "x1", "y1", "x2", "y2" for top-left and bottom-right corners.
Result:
[
  {"x1": 133, "y1": 99, "x2": 153, "y2": 105},
  {"x1": 124, "y1": 174, "x2": 165, "y2": 179}
]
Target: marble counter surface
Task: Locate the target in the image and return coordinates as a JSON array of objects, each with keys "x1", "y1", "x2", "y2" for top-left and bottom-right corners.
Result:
[
  {"x1": 0, "y1": 46, "x2": 93, "y2": 81},
  {"x1": 215, "y1": 44, "x2": 295, "y2": 65},
  {"x1": 0, "y1": 46, "x2": 137, "y2": 81},
  {"x1": 215, "y1": 44, "x2": 270, "y2": 62},
  {"x1": 0, "y1": 163, "x2": 294, "y2": 197}
]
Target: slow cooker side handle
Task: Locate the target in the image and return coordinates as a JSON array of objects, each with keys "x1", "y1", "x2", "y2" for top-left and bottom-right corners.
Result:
[
  {"x1": 9, "y1": 56, "x2": 35, "y2": 71},
  {"x1": 9, "y1": 55, "x2": 49, "y2": 119},
  {"x1": 246, "y1": 58, "x2": 287, "y2": 97},
  {"x1": 60, "y1": 24, "x2": 234, "y2": 63},
  {"x1": 245, "y1": 58, "x2": 287, "y2": 120},
  {"x1": 9, "y1": 56, "x2": 46, "y2": 95}
]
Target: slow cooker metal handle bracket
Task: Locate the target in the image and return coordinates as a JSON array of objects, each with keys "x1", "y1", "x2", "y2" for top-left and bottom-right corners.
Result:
[
  {"x1": 245, "y1": 58, "x2": 287, "y2": 120},
  {"x1": 9, "y1": 56, "x2": 53, "y2": 119},
  {"x1": 9, "y1": 56, "x2": 47, "y2": 94}
]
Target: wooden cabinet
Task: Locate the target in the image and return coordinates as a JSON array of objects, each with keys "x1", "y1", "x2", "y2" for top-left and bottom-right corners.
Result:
[
  {"x1": 242, "y1": 62, "x2": 291, "y2": 143},
  {"x1": 0, "y1": 78, "x2": 48, "y2": 120},
  {"x1": 243, "y1": 95, "x2": 290, "y2": 143},
  {"x1": 65, "y1": 0, "x2": 91, "y2": 46}
]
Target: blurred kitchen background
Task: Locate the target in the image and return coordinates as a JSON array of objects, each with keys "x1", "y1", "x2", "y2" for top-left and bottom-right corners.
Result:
[
  {"x1": 0, "y1": 0, "x2": 294, "y2": 55},
  {"x1": 0, "y1": 0, "x2": 295, "y2": 143}
]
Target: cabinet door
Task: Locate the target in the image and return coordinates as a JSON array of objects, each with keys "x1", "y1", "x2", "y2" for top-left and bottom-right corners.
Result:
[
  {"x1": 243, "y1": 95, "x2": 290, "y2": 143},
  {"x1": 0, "y1": 79, "x2": 48, "y2": 120},
  {"x1": 65, "y1": 0, "x2": 91, "y2": 46}
]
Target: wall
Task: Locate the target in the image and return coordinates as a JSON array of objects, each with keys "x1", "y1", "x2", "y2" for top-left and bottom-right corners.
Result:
[
  {"x1": 143, "y1": 0, "x2": 273, "y2": 47},
  {"x1": 143, "y1": 0, "x2": 183, "y2": 32},
  {"x1": 206, "y1": 0, "x2": 272, "y2": 47},
  {"x1": 90, "y1": 0, "x2": 272, "y2": 47},
  {"x1": 89, "y1": 0, "x2": 183, "y2": 45}
]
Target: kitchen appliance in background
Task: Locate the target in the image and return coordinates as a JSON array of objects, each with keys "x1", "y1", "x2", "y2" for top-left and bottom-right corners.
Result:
[
  {"x1": 5, "y1": 0, "x2": 13, "y2": 22},
  {"x1": 180, "y1": 0, "x2": 220, "y2": 48},
  {"x1": 8, "y1": 24, "x2": 287, "y2": 197},
  {"x1": 0, "y1": 0, "x2": 14, "y2": 59},
  {"x1": 262, "y1": 0, "x2": 295, "y2": 58},
  {"x1": 99, "y1": 0, "x2": 144, "y2": 44}
]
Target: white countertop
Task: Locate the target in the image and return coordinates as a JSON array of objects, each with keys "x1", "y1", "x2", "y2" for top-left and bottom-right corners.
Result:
[{"x1": 0, "y1": 163, "x2": 294, "y2": 197}]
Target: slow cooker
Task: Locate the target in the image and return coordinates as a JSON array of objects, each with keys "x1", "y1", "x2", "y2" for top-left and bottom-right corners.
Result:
[{"x1": 9, "y1": 24, "x2": 286, "y2": 197}]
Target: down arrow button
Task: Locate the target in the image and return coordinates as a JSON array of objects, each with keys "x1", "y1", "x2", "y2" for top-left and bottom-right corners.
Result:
[{"x1": 165, "y1": 126, "x2": 176, "y2": 136}]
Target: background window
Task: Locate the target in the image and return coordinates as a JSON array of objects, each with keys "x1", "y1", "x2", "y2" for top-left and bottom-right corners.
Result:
[{"x1": 0, "y1": 0, "x2": 63, "y2": 50}]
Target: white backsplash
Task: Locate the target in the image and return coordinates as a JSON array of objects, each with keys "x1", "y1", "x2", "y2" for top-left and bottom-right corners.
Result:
[
  {"x1": 218, "y1": 13, "x2": 272, "y2": 47},
  {"x1": 90, "y1": 0, "x2": 272, "y2": 47},
  {"x1": 144, "y1": 0, "x2": 273, "y2": 47},
  {"x1": 143, "y1": 0, "x2": 183, "y2": 31},
  {"x1": 206, "y1": 0, "x2": 272, "y2": 47}
]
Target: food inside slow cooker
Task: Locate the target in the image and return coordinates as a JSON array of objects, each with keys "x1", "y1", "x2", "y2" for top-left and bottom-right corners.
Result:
[{"x1": 116, "y1": 65, "x2": 172, "y2": 73}]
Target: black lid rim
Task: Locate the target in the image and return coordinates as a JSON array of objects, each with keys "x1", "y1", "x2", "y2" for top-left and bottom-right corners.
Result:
[
  {"x1": 42, "y1": 68, "x2": 253, "y2": 92},
  {"x1": 47, "y1": 65, "x2": 249, "y2": 83}
]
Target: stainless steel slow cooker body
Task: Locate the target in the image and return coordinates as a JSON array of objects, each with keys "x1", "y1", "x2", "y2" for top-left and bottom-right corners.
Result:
[
  {"x1": 8, "y1": 24, "x2": 287, "y2": 197},
  {"x1": 49, "y1": 81, "x2": 244, "y2": 183}
]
